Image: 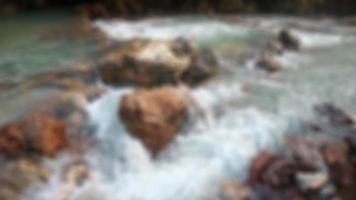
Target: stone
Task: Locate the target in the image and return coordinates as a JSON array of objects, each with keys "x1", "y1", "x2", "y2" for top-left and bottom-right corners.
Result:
[
  {"x1": 266, "y1": 40, "x2": 284, "y2": 55},
  {"x1": 97, "y1": 39, "x2": 218, "y2": 87},
  {"x1": 278, "y1": 29, "x2": 301, "y2": 50},
  {"x1": 219, "y1": 181, "x2": 251, "y2": 200},
  {"x1": 0, "y1": 113, "x2": 67, "y2": 157},
  {"x1": 62, "y1": 160, "x2": 90, "y2": 186},
  {"x1": 0, "y1": 158, "x2": 50, "y2": 200},
  {"x1": 256, "y1": 53, "x2": 282, "y2": 72},
  {"x1": 181, "y1": 48, "x2": 219, "y2": 85},
  {"x1": 314, "y1": 103, "x2": 354, "y2": 128},
  {"x1": 120, "y1": 86, "x2": 189, "y2": 155}
]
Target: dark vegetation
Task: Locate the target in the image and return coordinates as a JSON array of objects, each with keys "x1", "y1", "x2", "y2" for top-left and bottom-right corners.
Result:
[{"x1": 1, "y1": 0, "x2": 356, "y2": 17}]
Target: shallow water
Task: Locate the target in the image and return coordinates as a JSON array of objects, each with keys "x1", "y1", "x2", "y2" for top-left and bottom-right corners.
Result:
[
  {"x1": 0, "y1": 11, "x2": 97, "y2": 124},
  {"x1": 2, "y1": 14, "x2": 356, "y2": 200}
]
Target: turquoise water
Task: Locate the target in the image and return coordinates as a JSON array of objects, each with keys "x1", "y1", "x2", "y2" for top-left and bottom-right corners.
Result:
[{"x1": 0, "y1": 11, "x2": 97, "y2": 124}]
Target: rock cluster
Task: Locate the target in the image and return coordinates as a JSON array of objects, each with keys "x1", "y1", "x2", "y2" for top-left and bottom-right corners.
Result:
[
  {"x1": 97, "y1": 38, "x2": 218, "y2": 87},
  {"x1": 219, "y1": 103, "x2": 356, "y2": 200},
  {"x1": 255, "y1": 29, "x2": 301, "y2": 72}
]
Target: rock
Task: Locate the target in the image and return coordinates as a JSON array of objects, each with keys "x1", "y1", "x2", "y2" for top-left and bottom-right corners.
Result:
[
  {"x1": 314, "y1": 103, "x2": 354, "y2": 128},
  {"x1": 319, "y1": 139, "x2": 354, "y2": 187},
  {"x1": 256, "y1": 53, "x2": 282, "y2": 72},
  {"x1": 97, "y1": 39, "x2": 218, "y2": 87},
  {"x1": 219, "y1": 181, "x2": 251, "y2": 200},
  {"x1": 62, "y1": 160, "x2": 90, "y2": 186},
  {"x1": 248, "y1": 151, "x2": 297, "y2": 189},
  {"x1": 0, "y1": 113, "x2": 67, "y2": 157},
  {"x1": 296, "y1": 171, "x2": 329, "y2": 192},
  {"x1": 0, "y1": 158, "x2": 50, "y2": 200},
  {"x1": 181, "y1": 48, "x2": 219, "y2": 85},
  {"x1": 278, "y1": 29, "x2": 301, "y2": 50},
  {"x1": 120, "y1": 86, "x2": 189, "y2": 155},
  {"x1": 266, "y1": 40, "x2": 284, "y2": 55}
]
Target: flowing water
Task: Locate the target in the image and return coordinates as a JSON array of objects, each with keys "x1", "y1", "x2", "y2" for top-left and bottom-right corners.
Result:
[{"x1": 1, "y1": 14, "x2": 356, "y2": 200}]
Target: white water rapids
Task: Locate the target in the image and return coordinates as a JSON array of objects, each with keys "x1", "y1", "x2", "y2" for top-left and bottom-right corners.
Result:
[{"x1": 30, "y1": 16, "x2": 356, "y2": 200}]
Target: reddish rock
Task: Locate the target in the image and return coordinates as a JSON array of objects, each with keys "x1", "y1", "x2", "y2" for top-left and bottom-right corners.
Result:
[
  {"x1": 120, "y1": 86, "x2": 189, "y2": 155},
  {"x1": 0, "y1": 113, "x2": 67, "y2": 157}
]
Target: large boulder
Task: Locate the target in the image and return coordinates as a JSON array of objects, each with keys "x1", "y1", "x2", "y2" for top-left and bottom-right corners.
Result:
[
  {"x1": 0, "y1": 113, "x2": 67, "y2": 158},
  {"x1": 98, "y1": 38, "x2": 218, "y2": 87},
  {"x1": 278, "y1": 29, "x2": 301, "y2": 51},
  {"x1": 119, "y1": 86, "x2": 189, "y2": 155}
]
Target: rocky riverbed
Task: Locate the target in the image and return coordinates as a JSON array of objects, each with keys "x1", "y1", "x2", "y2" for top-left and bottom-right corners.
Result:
[{"x1": 1, "y1": 14, "x2": 356, "y2": 200}]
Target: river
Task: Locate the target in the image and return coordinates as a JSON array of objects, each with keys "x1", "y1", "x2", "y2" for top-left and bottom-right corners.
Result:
[{"x1": 1, "y1": 13, "x2": 356, "y2": 200}]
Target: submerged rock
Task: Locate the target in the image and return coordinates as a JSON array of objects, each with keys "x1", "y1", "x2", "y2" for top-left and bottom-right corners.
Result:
[
  {"x1": 314, "y1": 103, "x2": 354, "y2": 128},
  {"x1": 0, "y1": 158, "x2": 50, "y2": 200},
  {"x1": 119, "y1": 86, "x2": 189, "y2": 155},
  {"x1": 255, "y1": 53, "x2": 282, "y2": 72},
  {"x1": 219, "y1": 181, "x2": 251, "y2": 200},
  {"x1": 266, "y1": 40, "x2": 284, "y2": 55},
  {"x1": 181, "y1": 48, "x2": 219, "y2": 85},
  {"x1": 97, "y1": 38, "x2": 218, "y2": 87},
  {"x1": 278, "y1": 29, "x2": 301, "y2": 50},
  {"x1": 0, "y1": 113, "x2": 67, "y2": 158}
]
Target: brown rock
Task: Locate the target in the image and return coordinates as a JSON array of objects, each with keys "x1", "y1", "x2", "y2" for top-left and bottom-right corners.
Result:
[
  {"x1": 0, "y1": 158, "x2": 50, "y2": 200},
  {"x1": 256, "y1": 54, "x2": 282, "y2": 72},
  {"x1": 97, "y1": 39, "x2": 218, "y2": 87},
  {"x1": 248, "y1": 151, "x2": 297, "y2": 189},
  {"x1": 0, "y1": 113, "x2": 67, "y2": 157},
  {"x1": 120, "y1": 86, "x2": 189, "y2": 155}
]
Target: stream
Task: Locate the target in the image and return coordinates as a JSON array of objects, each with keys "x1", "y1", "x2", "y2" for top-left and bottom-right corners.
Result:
[{"x1": 1, "y1": 13, "x2": 356, "y2": 200}]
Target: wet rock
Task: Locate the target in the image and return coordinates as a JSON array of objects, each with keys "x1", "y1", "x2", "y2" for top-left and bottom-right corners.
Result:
[
  {"x1": 181, "y1": 48, "x2": 219, "y2": 85},
  {"x1": 36, "y1": 62, "x2": 97, "y2": 91},
  {"x1": 62, "y1": 160, "x2": 90, "y2": 186},
  {"x1": 314, "y1": 103, "x2": 354, "y2": 128},
  {"x1": 296, "y1": 171, "x2": 329, "y2": 192},
  {"x1": 120, "y1": 86, "x2": 189, "y2": 155},
  {"x1": 219, "y1": 181, "x2": 251, "y2": 200},
  {"x1": 278, "y1": 29, "x2": 301, "y2": 50},
  {"x1": 0, "y1": 158, "x2": 50, "y2": 200},
  {"x1": 266, "y1": 40, "x2": 284, "y2": 55},
  {"x1": 248, "y1": 151, "x2": 297, "y2": 189},
  {"x1": 319, "y1": 139, "x2": 354, "y2": 187},
  {"x1": 0, "y1": 113, "x2": 67, "y2": 158},
  {"x1": 97, "y1": 39, "x2": 218, "y2": 87},
  {"x1": 256, "y1": 53, "x2": 282, "y2": 72}
]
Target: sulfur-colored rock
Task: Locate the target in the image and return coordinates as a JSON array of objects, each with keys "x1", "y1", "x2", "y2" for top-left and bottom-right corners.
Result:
[{"x1": 120, "y1": 86, "x2": 189, "y2": 155}]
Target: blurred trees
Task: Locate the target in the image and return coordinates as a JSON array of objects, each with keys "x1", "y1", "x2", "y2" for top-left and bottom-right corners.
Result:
[{"x1": 1, "y1": 0, "x2": 356, "y2": 16}]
